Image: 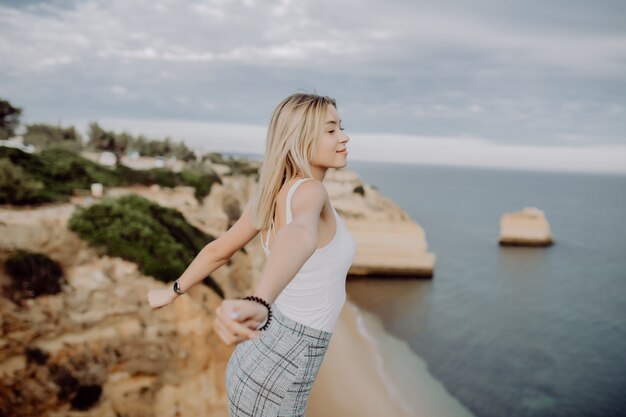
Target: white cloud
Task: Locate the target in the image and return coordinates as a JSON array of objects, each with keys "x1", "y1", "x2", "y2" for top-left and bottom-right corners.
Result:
[
  {"x1": 1, "y1": 0, "x2": 625, "y2": 154},
  {"x1": 192, "y1": 3, "x2": 226, "y2": 19},
  {"x1": 4, "y1": 0, "x2": 621, "y2": 74},
  {"x1": 98, "y1": 46, "x2": 217, "y2": 62},
  {"x1": 387, "y1": 7, "x2": 626, "y2": 76}
]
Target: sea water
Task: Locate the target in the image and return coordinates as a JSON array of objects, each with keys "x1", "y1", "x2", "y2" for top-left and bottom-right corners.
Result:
[{"x1": 344, "y1": 161, "x2": 626, "y2": 417}]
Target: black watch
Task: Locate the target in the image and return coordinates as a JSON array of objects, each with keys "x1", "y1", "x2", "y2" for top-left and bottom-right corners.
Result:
[{"x1": 173, "y1": 280, "x2": 185, "y2": 295}]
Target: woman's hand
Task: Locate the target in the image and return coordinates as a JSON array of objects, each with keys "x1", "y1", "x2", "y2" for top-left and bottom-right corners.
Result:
[
  {"x1": 147, "y1": 287, "x2": 177, "y2": 309},
  {"x1": 214, "y1": 299, "x2": 268, "y2": 346}
]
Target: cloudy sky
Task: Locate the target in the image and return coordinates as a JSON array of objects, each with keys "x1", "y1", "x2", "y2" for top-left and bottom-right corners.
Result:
[{"x1": 1, "y1": 0, "x2": 625, "y2": 173}]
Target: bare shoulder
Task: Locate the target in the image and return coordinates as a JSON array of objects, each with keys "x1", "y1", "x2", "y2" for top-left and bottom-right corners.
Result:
[{"x1": 289, "y1": 178, "x2": 328, "y2": 222}]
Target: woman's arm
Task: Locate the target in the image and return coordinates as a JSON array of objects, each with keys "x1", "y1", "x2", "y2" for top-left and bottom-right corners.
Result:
[
  {"x1": 147, "y1": 199, "x2": 263, "y2": 308},
  {"x1": 253, "y1": 179, "x2": 327, "y2": 305},
  {"x1": 212, "y1": 179, "x2": 328, "y2": 346}
]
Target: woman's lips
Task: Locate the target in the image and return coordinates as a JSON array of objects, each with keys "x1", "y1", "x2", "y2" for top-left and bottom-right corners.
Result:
[{"x1": 336, "y1": 149, "x2": 347, "y2": 153}]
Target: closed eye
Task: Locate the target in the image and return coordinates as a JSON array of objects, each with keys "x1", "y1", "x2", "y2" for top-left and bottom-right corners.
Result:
[{"x1": 329, "y1": 127, "x2": 345, "y2": 133}]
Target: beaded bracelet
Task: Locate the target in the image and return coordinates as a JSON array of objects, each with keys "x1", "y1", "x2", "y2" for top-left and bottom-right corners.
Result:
[{"x1": 239, "y1": 295, "x2": 272, "y2": 331}]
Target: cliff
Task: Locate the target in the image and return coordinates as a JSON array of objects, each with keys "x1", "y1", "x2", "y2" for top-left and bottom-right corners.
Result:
[
  {"x1": 0, "y1": 167, "x2": 435, "y2": 416},
  {"x1": 324, "y1": 169, "x2": 435, "y2": 278}
]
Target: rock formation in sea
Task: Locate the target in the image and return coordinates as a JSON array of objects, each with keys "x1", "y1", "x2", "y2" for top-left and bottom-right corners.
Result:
[{"x1": 499, "y1": 206, "x2": 554, "y2": 246}]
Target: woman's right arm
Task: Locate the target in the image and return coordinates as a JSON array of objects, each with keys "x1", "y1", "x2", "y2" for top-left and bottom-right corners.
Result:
[
  {"x1": 214, "y1": 179, "x2": 328, "y2": 345},
  {"x1": 252, "y1": 178, "x2": 327, "y2": 305}
]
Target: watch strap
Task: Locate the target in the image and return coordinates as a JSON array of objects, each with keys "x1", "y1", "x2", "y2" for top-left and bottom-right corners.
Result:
[{"x1": 173, "y1": 280, "x2": 184, "y2": 295}]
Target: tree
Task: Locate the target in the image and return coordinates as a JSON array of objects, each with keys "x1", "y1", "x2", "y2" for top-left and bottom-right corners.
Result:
[
  {"x1": 0, "y1": 98, "x2": 22, "y2": 139},
  {"x1": 24, "y1": 123, "x2": 83, "y2": 152},
  {"x1": 86, "y1": 122, "x2": 116, "y2": 151}
]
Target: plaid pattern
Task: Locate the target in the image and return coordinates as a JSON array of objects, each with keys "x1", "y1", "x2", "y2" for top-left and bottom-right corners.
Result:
[{"x1": 226, "y1": 304, "x2": 333, "y2": 417}]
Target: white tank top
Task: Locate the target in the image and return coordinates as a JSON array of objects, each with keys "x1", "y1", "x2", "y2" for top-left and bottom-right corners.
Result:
[{"x1": 260, "y1": 177, "x2": 357, "y2": 332}]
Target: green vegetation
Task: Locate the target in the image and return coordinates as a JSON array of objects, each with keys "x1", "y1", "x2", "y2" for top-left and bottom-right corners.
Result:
[
  {"x1": 24, "y1": 123, "x2": 83, "y2": 152},
  {"x1": 203, "y1": 152, "x2": 231, "y2": 165},
  {"x1": 203, "y1": 152, "x2": 259, "y2": 178},
  {"x1": 1, "y1": 97, "x2": 197, "y2": 160},
  {"x1": 3, "y1": 250, "x2": 65, "y2": 300},
  {"x1": 68, "y1": 194, "x2": 223, "y2": 295},
  {"x1": 87, "y1": 122, "x2": 196, "y2": 161},
  {"x1": 0, "y1": 97, "x2": 257, "y2": 204},
  {"x1": 0, "y1": 147, "x2": 221, "y2": 205},
  {"x1": 179, "y1": 160, "x2": 221, "y2": 200},
  {"x1": 0, "y1": 98, "x2": 22, "y2": 139},
  {"x1": 0, "y1": 157, "x2": 45, "y2": 204}
]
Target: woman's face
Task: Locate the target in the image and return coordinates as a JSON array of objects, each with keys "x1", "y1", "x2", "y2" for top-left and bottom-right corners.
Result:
[{"x1": 311, "y1": 105, "x2": 350, "y2": 170}]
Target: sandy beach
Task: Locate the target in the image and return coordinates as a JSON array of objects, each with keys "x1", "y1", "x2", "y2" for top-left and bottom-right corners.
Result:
[{"x1": 308, "y1": 299, "x2": 474, "y2": 417}]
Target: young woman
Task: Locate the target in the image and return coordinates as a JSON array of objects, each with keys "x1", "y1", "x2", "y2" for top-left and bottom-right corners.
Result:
[{"x1": 147, "y1": 92, "x2": 356, "y2": 416}]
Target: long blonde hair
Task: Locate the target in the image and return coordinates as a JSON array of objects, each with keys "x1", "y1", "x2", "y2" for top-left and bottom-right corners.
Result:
[{"x1": 250, "y1": 92, "x2": 337, "y2": 231}]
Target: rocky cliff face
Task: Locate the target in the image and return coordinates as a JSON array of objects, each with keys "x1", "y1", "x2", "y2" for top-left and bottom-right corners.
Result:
[
  {"x1": 325, "y1": 169, "x2": 436, "y2": 277},
  {"x1": 0, "y1": 168, "x2": 434, "y2": 416}
]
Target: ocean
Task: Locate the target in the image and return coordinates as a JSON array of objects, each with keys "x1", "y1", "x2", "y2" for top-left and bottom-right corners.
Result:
[{"x1": 343, "y1": 161, "x2": 626, "y2": 417}]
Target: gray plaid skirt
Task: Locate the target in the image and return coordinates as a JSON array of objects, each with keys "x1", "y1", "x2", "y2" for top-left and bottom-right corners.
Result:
[{"x1": 225, "y1": 304, "x2": 333, "y2": 417}]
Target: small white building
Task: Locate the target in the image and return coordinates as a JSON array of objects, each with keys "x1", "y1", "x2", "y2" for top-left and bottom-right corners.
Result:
[
  {"x1": 99, "y1": 151, "x2": 117, "y2": 166},
  {"x1": 0, "y1": 137, "x2": 35, "y2": 153},
  {"x1": 126, "y1": 150, "x2": 140, "y2": 159},
  {"x1": 154, "y1": 156, "x2": 166, "y2": 168}
]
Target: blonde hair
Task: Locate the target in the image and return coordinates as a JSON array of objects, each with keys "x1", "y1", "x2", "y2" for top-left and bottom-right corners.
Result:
[{"x1": 250, "y1": 92, "x2": 337, "y2": 230}]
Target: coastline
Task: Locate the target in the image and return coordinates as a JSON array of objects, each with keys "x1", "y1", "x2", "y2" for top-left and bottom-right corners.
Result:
[
  {"x1": 308, "y1": 299, "x2": 474, "y2": 417},
  {"x1": 0, "y1": 161, "x2": 466, "y2": 416}
]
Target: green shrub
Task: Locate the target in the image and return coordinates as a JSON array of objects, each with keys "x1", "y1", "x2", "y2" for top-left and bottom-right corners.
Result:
[
  {"x1": 353, "y1": 185, "x2": 365, "y2": 196},
  {"x1": 3, "y1": 250, "x2": 65, "y2": 299},
  {"x1": 202, "y1": 152, "x2": 259, "y2": 177},
  {"x1": 202, "y1": 152, "x2": 227, "y2": 164},
  {"x1": 0, "y1": 158, "x2": 45, "y2": 204},
  {"x1": 179, "y1": 161, "x2": 221, "y2": 200},
  {"x1": 113, "y1": 164, "x2": 179, "y2": 188},
  {"x1": 0, "y1": 147, "x2": 221, "y2": 205},
  {"x1": 68, "y1": 194, "x2": 222, "y2": 293},
  {"x1": 0, "y1": 146, "x2": 124, "y2": 203},
  {"x1": 39, "y1": 147, "x2": 125, "y2": 187},
  {"x1": 225, "y1": 159, "x2": 259, "y2": 177},
  {"x1": 24, "y1": 123, "x2": 83, "y2": 152}
]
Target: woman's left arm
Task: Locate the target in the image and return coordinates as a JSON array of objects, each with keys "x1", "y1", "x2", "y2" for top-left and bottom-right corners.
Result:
[{"x1": 147, "y1": 199, "x2": 261, "y2": 309}]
